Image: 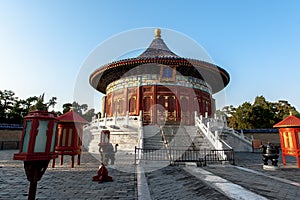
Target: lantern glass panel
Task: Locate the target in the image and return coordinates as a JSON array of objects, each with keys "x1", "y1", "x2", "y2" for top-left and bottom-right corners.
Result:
[
  {"x1": 283, "y1": 132, "x2": 289, "y2": 148},
  {"x1": 288, "y1": 132, "x2": 294, "y2": 148},
  {"x1": 22, "y1": 120, "x2": 32, "y2": 153},
  {"x1": 34, "y1": 120, "x2": 49, "y2": 152},
  {"x1": 50, "y1": 122, "x2": 58, "y2": 152},
  {"x1": 57, "y1": 128, "x2": 62, "y2": 146},
  {"x1": 62, "y1": 128, "x2": 67, "y2": 146},
  {"x1": 68, "y1": 129, "x2": 72, "y2": 146}
]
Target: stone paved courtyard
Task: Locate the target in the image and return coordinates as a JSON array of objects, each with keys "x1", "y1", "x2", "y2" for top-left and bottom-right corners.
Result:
[
  {"x1": 0, "y1": 150, "x2": 137, "y2": 199},
  {"x1": 1, "y1": 150, "x2": 300, "y2": 199}
]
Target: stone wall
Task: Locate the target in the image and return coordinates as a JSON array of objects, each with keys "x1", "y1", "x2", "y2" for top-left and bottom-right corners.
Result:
[
  {"x1": 0, "y1": 129, "x2": 22, "y2": 150},
  {"x1": 244, "y1": 132, "x2": 280, "y2": 145},
  {"x1": 224, "y1": 134, "x2": 252, "y2": 152}
]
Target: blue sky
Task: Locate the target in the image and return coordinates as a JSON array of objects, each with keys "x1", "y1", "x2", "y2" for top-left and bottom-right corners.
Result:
[{"x1": 1, "y1": 0, "x2": 300, "y2": 112}]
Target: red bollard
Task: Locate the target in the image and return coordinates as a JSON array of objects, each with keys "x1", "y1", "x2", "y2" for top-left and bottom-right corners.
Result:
[{"x1": 92, "y1": 163, "x2": 113, "y2": 183}]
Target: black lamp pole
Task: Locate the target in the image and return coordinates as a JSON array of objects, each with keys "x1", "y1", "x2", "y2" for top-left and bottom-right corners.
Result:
[{"x1": 24, "y1": 160, "x2": 50, "y2": 200}]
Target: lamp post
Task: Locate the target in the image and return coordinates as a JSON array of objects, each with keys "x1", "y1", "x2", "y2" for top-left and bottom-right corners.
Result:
[{"x1": 14, "y1": 111, "x2": 58, "y2": 200}]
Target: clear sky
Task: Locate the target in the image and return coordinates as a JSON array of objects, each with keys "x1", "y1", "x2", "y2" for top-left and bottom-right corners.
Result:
[{"x1": 1, "y1": 0, "x2": 300, "y2": 113}]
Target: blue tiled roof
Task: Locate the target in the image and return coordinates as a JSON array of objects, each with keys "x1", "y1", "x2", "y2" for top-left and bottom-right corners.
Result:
[
  {"x1": 238, "y1": 129, "x2": 278, "y2": 133},
  {"x1": 138, "y1": 38, "x2": 179, "y2": 58},
  {"x1": 0, "y1": 124, "x2": 23, "y2": 130}
]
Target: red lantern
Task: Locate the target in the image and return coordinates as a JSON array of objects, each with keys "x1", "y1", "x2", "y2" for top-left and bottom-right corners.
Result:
[
  {"x1": 14, "y1": 111, "x2": 58, "y2": 200},
  {"x1": 14, "y1": 111, "x2": 58, "y2": 161},
  {"x1": 52, "y1": 110, "x2": 88, "y2": 168},
  {"x1": 273, "y1": 113, "x2": 300, "y2": 168}
]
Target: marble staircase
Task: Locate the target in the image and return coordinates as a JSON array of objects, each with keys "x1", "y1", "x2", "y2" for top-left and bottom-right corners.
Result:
[{"x1": 143, "y1": 125, "x2": 164, "y2": 150}]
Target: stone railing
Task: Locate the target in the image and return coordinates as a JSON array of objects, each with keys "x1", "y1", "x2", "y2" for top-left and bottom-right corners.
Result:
[
  {"x1": 84, "y1": 111, "x2": 141, "y2": 130},
  {"x1": 195, "y1": 111, "x2": 253, "y2": 152},
  {"x1": 84, "y1": 111, "x2": 143, "y2": 150},
  {"x1": 223, "y1": 127, "x2": 252, "y2": 145},
  {"x1": 195, "y1": 113, "x2": 234, "y2": 160},
  {"x1": 195, "y1": 116, "x2": 229, "y2": 150}
]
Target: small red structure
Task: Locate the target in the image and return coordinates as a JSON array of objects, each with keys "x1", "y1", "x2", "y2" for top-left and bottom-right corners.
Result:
[
  {"x1": 13, "y1": 111, "x2": 58, "y2": 200},
  {"x1": 52, "y1": 110, "x2": 88, "y2": 168},
  {"x1": 273, "y1": 112, "x2": 300, "y2": 168},
  {"x1": 100, "y1": 130, "x2": 110, "y2": 144},
  {"x1": 92, "y1": 163, "x2": 113, "y2": 183}
]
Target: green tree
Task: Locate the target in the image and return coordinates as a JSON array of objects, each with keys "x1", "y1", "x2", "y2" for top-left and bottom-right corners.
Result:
[
  {"x1": 62, "y1": 101, "x2": 95, "y2": 121},
  {"x1": 82, "y1": 108, "x2": 96, "y2": 122},
  {"x1": 274, "y1": 100, "x2": 299, "y2": 122},
  {"x1": 47, "y1": 96, "x2": 57, "y2": 111},
  {"x1": 220, "y1": 96, "x2": 300, "y2": 129},
  {"x1": 71, "y1": 101, "x2": 88, "y2": 116},
  {"x1": 0, "y1": 90, "x2": 62, "y2": 124},
  {"x1": 251, "y1": 96, "x2": 274, "y2": 128},
  {"x1": 221, "y1": 105, "x2": 237, "y2": 128},
  {"x1": 29, "y1": 93, "x2": 57, "y2": 112},
  {"x1": 0, "y1": 90, "x2": 18, "y2": 123},
  {"x1": 62, "y1": 103, "x2": 73, "y2": 113},
  {"x1": 234, "y1": 102, "x2": 253, "y2": 129},
  {"x1": 7, "y1": 99, "x2": 24, "y2": 124}
]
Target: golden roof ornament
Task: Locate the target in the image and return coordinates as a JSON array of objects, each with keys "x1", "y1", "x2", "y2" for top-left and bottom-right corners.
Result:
[{"x1": 155, "y1": 28, "x2": 161, "y2": 38}]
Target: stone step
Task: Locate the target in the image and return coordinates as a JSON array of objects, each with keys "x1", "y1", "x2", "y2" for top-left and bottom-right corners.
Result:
[{"x1": 143, "y1": 127, "x2": 164, "y2": 150}]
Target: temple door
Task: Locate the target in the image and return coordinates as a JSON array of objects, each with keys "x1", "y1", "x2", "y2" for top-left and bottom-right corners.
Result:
[
  {"x1": 180, "y1": 96, "x2": 190, "y2": 125},
  {"x1": 142, "y1": 95, "x2": 153, "y2": 125},
  {"x1": 156, "y1": 94, "x2": 177, "y2": 125},
  {"x1": 167, "y1": 96, "x2": 176, "y2": 123},
  {"x1": 157, "y1": 95, "x2": 165, "y2": 125}
]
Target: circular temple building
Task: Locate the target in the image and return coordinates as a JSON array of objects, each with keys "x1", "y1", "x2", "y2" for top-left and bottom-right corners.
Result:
[{"x1": 90, "y1": 29, "x2": 230, "y2": 126}]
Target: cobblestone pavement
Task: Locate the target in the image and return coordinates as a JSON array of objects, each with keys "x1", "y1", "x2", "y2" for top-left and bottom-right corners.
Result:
[
  {"x1": 0, "y1": 150, "x2": 137, "y2": 200},
  {"x1": 234, "y1": 152, "x2": 300, "y2": 183},
  {"x1": 202, "y1": 152, "x2": 300, "y2": 200},
  {"x1": 145, "y1": 166, "x2": 230, "y2": 200},
  {"x1": 1, "y1": 150, "x2": 300, "y2": 199}
]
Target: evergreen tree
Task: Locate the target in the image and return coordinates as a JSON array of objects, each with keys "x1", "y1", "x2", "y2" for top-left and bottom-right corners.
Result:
[{"x1": 221, "y1": 96, "x2": 300, "y2": 129}]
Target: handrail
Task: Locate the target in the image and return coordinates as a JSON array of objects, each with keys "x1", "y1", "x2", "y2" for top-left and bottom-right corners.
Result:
[
  {"x1": 195, "y1": 116, "x2": 233, "y2": 160},
  {"x1": 134, "y1": 147, "x2": 235, "y2": 165},
  {"x1": 160, "y1": 128, "x2": 172, "y2": 163},
  {"x1": 224, "y1": 127, "x2": 252, "y2": 145}
]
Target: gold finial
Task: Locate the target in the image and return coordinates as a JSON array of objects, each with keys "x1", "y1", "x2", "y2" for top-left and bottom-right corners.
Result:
[
  {"x1": 155, "y1": 28, "x2": 161, "y2": 38},
  {"x1": 290, "y1": 111, "x2": 293, "y2": 116}
]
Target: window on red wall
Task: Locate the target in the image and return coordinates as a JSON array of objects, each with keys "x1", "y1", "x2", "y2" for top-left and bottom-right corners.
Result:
[{"x1": 129, "y1": 97, "x2": 136, "y2": 114}]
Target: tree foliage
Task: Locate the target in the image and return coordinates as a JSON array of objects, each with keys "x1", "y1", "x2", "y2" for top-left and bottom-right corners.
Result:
[
  {"x1": 29, "y1": 93, "x2": 57, "y2": 112},
  {"x1": 0, "y1": 89, "x2": 97, "y2": 124},
  {"x1": 0, "y1": 90, "x2": 58, "y2": 124},
  {"x1": 62, "y1": 101, "x2": 96, "y2": 122},
  {"x1": 221, "y1": 96, "x2": 300, "y2": 129}
]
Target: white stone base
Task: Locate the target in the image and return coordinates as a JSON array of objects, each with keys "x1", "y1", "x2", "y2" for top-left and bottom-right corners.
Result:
[
  {"x1": 263, "y1": 165, "x2": 280, "y2": 171},
  {"x1": 85, "y1": 128, "x2": 139, "y2": 154}
]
